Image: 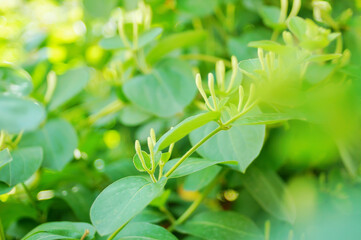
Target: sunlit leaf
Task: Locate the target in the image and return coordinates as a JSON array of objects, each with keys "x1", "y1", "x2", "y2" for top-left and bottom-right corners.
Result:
[{"x1": 90, "y1": 176, "x2": 166, "y2": 235}]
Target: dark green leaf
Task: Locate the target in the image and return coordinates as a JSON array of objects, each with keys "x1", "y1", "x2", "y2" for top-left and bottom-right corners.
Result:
[
  {"x1": 56, "y1": 184, "x2": 95, "y2": 222},
  {"x1": 240, "y1": 166, "x2": 296, "y2": 223},
  {"x1": 177, "y1": 211, "x2": 263, "y2": 240}
]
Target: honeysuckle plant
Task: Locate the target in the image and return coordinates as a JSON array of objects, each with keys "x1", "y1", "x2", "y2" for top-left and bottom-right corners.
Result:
[{"x1": 0, "y1": 0, "x2": 361, "y2": 240}]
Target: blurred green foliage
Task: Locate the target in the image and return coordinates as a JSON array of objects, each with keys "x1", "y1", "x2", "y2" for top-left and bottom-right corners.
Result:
[{"x1": 0, "y1": 0, "x2": 361, "y2": 239}]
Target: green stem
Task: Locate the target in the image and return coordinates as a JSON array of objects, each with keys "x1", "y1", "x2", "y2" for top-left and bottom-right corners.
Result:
[
  {"x1": 168, "y1": 169, "x2": 228, "y2": 231},
  {"x1": 160, "y1": 206, "x2": 176, "y2": 223},
  {"x1": 165, "y1": 101, "x2": 258, "y2": 179},
  {"x1": 12, "y1": 130, "x2": 24, "y2": 147},
  {"x1": 0, "y1": 218, "x2": 5, "y2": 240},
  {"x1": 107, "y1": 220, "x2": 129, "y2": 240},
  {"x1": 224, "y1": 100, "x2": 258, "y2": 126},
  {"x1": 164, "y1": 126, "x2": 223, "y2": 178},
  {"x1": 87, "y1": 100, "x2": 124, "y2": 126},
  {"x1": 0, "y1": 131, "x2": 5, "y2": 150},
  {"x1": 149, "y1": 173, "x2": 157, "y2": 183},
  {"x1": 271, "y1": 30, "x2": 280, "y2": 41},
  {"x1": 21, "y1": 183, "x2": 43, "y2": 220}
]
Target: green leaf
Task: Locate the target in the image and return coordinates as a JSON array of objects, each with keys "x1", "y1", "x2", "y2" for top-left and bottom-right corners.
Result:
[
  {"x1": 0, "y1": 147, "x2": 42, "y2": 186},
  {"x1": 146, "y1": 30, "x2": 207, "y2": 64},
  {"x1": 138, "y1": 27, "x2": 163, "y2": 49},
  {"x1": 258, "y1": 6, "x2": 285, "y2": 30},
  {"x1": 150, "y1": 189, "x2": 171, "y2": 208},
  {"x1": 22, "y1": 221, "x2": 96, "y2": 240},
  {"x1": 56, "y1": 184, "x2": 95, "y2": 222},
  {"x1": 19, "y1": 119, "x2": 78, "y2": 171},
  {"x1": 100, "y1": 27, "x2": 163, "y2": 50},
  {"x1": 90, "y1": 176, "x2": 166, "y2": 236},
  {"x1": 123, "y1": 58, "x2": 197, "y2": 117},
  {"x1": 184, "y1": 165, "x2": 221, "y2": 191},
  {"x1": 99, "y1": 36, "x2": 126, "y2": 50},
  {"x1": 305, "y1": 54, "x2": 342, "y2": 62},
  {"x1": 248, "y1": 40, "x2": 291, "y2": 53},
  {"x1": 0, "y1": 95, "x2": 46, "y2": 134},
  {"x1": 240, "y1": 166, "x2": 296, "y2": 223},
  {"x1": 164, "y1": 158, "x2": 233, "y2": 178},
  {"x1": 177, "y1": 0, "x2": 218, "y2": 17},
  {"x1": 0, "y1": 148, "x2": 12, "y2": 170},
  {"x1": 154, "y1": 111, "x2": 220, "y2": 152},
  {"x1": 177, "y1": 211, "x2": 263, "y2": 240},
  {"x1": 114, "y1": 222, "x2": 177, "y2": 240},
  {"x1": 238, "y1": 58, "x2": 261, "y2": 78},
  {"x1": 83, "y1": 0, "x2": 116, "y2": 19},
  {"x1": 228, "y1": 28, "x2": 271, "y2": 60},
  {"x1": 0, "y1": 202, "x2": 38, "y2": 230},
  {"x1": 0, "y1": 65, "x2": 32, "y2": 96},
  {"x1": 189, "y1": 122, "x2": 265, "y2": 172},
  {"x1": 119, "y1": 105, "x2": 152, "y2": 127},
  {"x1": 288, "y1": 17, "x2": 307, "y2": 40},
  {"x1": 133, "y1": 151, "x2": 152, "y2": 172},
  {"x1": 0, "y1": 182, "x2": 12, "y2": 194},
  {"x1": 234, "y1": 112, "x2": 305, "y2": 126},
  {"x1": 132, "y1": 208, "x2": 166, "y2": 223},
  {"x1": 48, "y1": 67, "x2": 91, "y2": 111}
]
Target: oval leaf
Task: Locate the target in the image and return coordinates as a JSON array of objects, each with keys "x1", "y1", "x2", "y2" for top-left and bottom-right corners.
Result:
[
  {"x1": 0, "y1": 95, "x2": 46, "y2": 134},
  {"x1": 114, "y1": 222, "x2": 177, "y2": 240},
  {"x1": 189, "y1": 122, "x2": 265, "y2": 172},
  {"x1": 48, "y1": 67, "x2": 91, "y2": 111},
  {"x1": 184, "y1": 165, "x2": 221, "y2": 191},
  {"x1": 155, "y1": 111, "x2": 220, "y2": 152},
  {"x1": 177, "y1": 211, "x2": 263, "y2": 240},
  {"x1": 240, "y1": 166, "x2": 296, "y2": 223},
  {"x1": 90, "y1": 176, "x2": 166, "y2": 236},
  {"x1": 22, "y1": 221, "x2": 96, "y2": 240},
  {"x1": 0, "y1": 147, "x2": 43, "y2": 186},
  {"x1": 19, "y1": 119, "x2": 78, "y2": 171},
  {"x1": 0, "y1": 148, "x2": 12, "y2": 170},
  {"x1": 123, "y1": 58, "x2": 197, "y2": 117},
  {"x1": 146, "y1": 30, "x2": 206, "y2": 64},
  {"x1": 0, "y1": 65, "x2": 32, "y2": 96}
]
